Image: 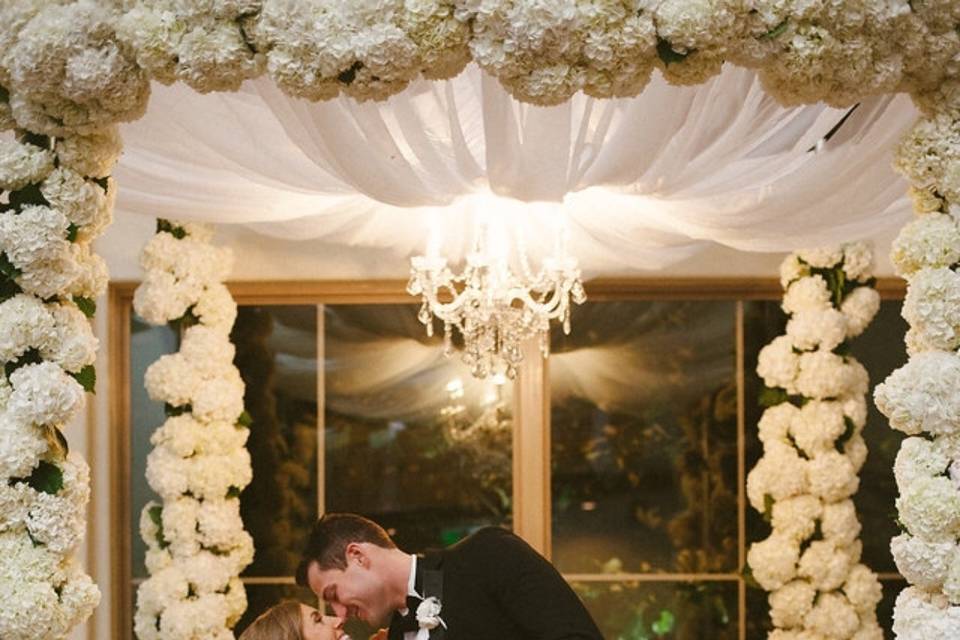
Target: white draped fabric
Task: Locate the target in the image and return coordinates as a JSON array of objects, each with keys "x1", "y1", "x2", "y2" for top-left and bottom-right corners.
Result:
[{"x1": 116, "y1": 63, "x2": 917, "y2": 274}]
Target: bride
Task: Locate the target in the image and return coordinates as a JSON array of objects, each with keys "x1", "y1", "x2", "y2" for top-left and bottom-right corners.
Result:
[{"x1": 239, "y1": 601, "x2": 348, "y2": 640}]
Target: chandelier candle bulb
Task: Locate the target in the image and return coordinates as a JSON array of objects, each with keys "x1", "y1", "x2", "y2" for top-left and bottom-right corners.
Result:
[{"x1": 409, "y1": 219, "x2": 585, "y2": 379}]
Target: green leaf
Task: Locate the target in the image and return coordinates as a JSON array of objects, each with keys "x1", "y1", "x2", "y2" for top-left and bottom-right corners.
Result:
[
  {"x1": 226, "y1": 486, "x2": 241, "y2": 499},
  {"x1": 10, "y1": 460, "x2": 64, "y2": 495},
  {"x1": 651, "y1": 610, "x2": 675, "y2": 636},
  {"x1": 836, "y1": 416, "x2": 857, "y2": 451},
  {"x1": 759, "y1": 386, "x2": 788, "y2": 407},
  {"x1": 4, "y1": 347, "x2": 42, "y2": 380},
  {"x1": 70, "y1": 365, "x2": 96, "y2": 393},
  {"x1": 656, "y1": 37, "x2": 690, "y2": 65},
  {"x1": 156, "y1": 218, "x2": 187, "y2": 239},
  {"x1": 0, "y1": 85, "x2": 8, "y2": 102},
  {"x1": 74, "y1": 296, "x2": 96, "y2": 318},
  {"x1": 8, "y1": 183, "x2": 49, "y2": 209},
  {"x1": 45, "y1": 425, "x2": 69, "y2": 459},
  {"x1": 164, "y1": 403, "x2": 192, "y2": 417},
  {"x1": 237, "y1": 411, "x2": 253, "y2": 428},
  {"x1": 148, "y1": 504, "x2": 170, "y2": 549},
  {"x1": 20, "y1": 132, "x2": 51, "y2": 150},
  {"x1": 66, "y1": 223, "x2": 79, "y2": 243},
  {"x1": 337, "y1": 60, "x2": 364, "y2": 84},
  {"x1": 92, "y1": 176, "x2": 110, "y2": 191},
  {"x1": 169, "y1": 307, "x2": 200, "y2": 331},
  {"x1": 742, "y1": 564, "x2": 761, "y2": 590},
  {"x1": 760, "y1": 19, "x2": 788, "y2": 40},
  {"x1": 0, "y1": 252, "x2": 21, "y2": 280},
  {"x1": 762, "y1": 494, "x2": 775, "y2": 523}
]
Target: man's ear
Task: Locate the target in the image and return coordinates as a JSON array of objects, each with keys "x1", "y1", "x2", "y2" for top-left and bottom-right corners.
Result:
[{"x1": 345, "y1": 542, "x2": 368, "y2": 567}]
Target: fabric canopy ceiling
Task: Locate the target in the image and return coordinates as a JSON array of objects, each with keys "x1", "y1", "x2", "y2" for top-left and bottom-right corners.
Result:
[{"x1": 115, "y1": 63, "x2": 917, "y2": 275}]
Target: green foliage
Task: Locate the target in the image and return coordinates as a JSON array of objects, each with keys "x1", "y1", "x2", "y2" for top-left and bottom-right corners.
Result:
[
  {"x1": 762, "y1": 494, "x2": 774, "y2": 524},
  {"x1": 836, "y1": 416, "x2": 857, "y2": 451},
  {"x1": 74, "y1": 296, "x2": 96, "y2": 318},
  {"x1": 70, "y1": 364, "x2": 96, "y2": 393},
  {"x1": 164, "y1": 403, "x2": 192, "y2": 417},
  {"x1": 148, "y1": 504, "x2": 170, "y2": 549},
  {"x1": 4, "y1": 347, "x2": 42, "y2": 380},
  {"x1": 156, "y1": 218, "x2": 187, "y2": 239},
  {"x1": 10, "y1": 460, "x2": 64, "y2": 495},
  {"x1": 66, "y1": 223, "x2": 79, "y2": 242},
  {"x1": 656, "y1": 37, "x2": 690, "y2": 65},
  {"x1": 237, "y1": 411, "x2": 253, "y2": 428},
  {"x1": 760, "y1": 20, "x2": 788, "y2": 40}
]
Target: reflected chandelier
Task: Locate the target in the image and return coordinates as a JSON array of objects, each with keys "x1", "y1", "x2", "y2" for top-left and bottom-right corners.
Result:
[{"x1": 407, "y1": 219, "x2": 586, "y2": 379}]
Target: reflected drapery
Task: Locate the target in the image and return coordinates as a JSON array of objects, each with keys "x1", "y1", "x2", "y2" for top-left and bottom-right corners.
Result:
[{"x1": 115, "y1": 64, "x2": 915, "y2": 274}]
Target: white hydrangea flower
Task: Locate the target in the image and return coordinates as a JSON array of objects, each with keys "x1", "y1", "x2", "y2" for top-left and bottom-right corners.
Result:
[
  {"x1": 902, "y1": 267, "x2": 960, "y2": 351},
  {"x1": 843, "y1": 564, "x2": 883, "y2": 613},
  {"x1": 841, "y1": 286, "x2": 881, "y2": 339},
  {"x1": 757, "y1": 335, "x2": 800, "y2": 390},
  {"x1": 193, "y1": 282, "x2": 238, "y2": 333},
  {"x1": 55, "y1": 127, "x2": 123, "y2": 178},
  {"x1": 779, "y1": 253, "x2": 808, "y2": 288},
  {"x1": 771, "y1": 494, "x2": 822, "y2": 542},
  {"x1": 758, "y1": 403, "x2": 798, "y2": 445},
  {"x1": 944, "y1": 551, "x2": 960, "y2": 604},
  {"x1": 0, "y1": 293, "x2": 56, "y2": 363},
  {"x1": 808, "y1": 451, "x2": 859, "y2": 502},
  {"x1": 843, "y1": 433, "x2": 869, "y2": 474},
  {"x1": 795, "y1": 352, "x2": 865, "y2": 399},
  {"x1": 39, "y1": 168, "x2": 113, "y2": 241},
  {"x1": 892, "y1": 212, "x2": 960, "y2": 277},
  {"x1": 821, "y1": 499, "x2": 862, "y2": 547},
  {"x1": 0, "y1": 205, "x2": 70, "y2": 269},
  {"x1": 874, "y1": 351, "x2": 960, "y2": 436},
  {"x1": 842, "y1": 242, "x2": 874, "y2": 282},
  {"x1": 798, "y1": 539, "x2": 855, "y2": 591},
  {"x1": 0, "y1": 138, "x2": 54, "y2": 191},
  {"x1": 898, "y1": 475, "x2": 960, "y2": 541},
  {"x1": 892, "y1": 587, "x2": 960, "y2": 640},
  {"x1": 786, "y1": 308, "x2": 847, "y2": 352},
  {"x1": 803, "y1": 591, "x2": 860, "y2": 638},
  {"x1": 797, "y1": 247, "x2": 844, "y2": 269},
  {"x1": 788, "y1": 400, "x2": 846, "y2": 458},
  {"x1": 747, "y1": 442, "x2": 809, "y2": 511},
  {"x1": 782, "y1": 275, "x2": 833, "y2": 315},
  {"x1": 748, "y1": 533, "x2": 800, "y2": 591},
  {"x1": 41, "y1": 302, "x2": 98, "y2": 373},
  {"x1": 196, "y1": 498, "x2": 245, "y2": 550},
  {"x1": 894, "y1": 437, "x2": 950, "y2": 491},
  {"x1": 769, "y1": 579, "x2": 816, "y2": 628},
  {"x1": 0, "y1": 416, "x2": 47, "y2": 479},
  {"x1": 7, "y1": 361, "x2": 85, "y2": 427}
]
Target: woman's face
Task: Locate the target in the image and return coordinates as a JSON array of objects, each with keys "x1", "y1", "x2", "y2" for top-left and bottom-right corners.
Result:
[{"x1": 300, "y1": 604, "x2": 346, "y2": 640}]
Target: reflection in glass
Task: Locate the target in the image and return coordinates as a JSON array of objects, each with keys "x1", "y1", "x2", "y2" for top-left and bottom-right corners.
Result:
[
  {"x1": 324, "y1": 305, "x2": 513, "y2": 552},
  {"x1": 551, "y1": 301, "x2": 738, "y2": 574},
  {"x1": 233, "y1": 306, "x2": 319, "y2": 577},
  {"x1": 572, "y1": 580, "x2": 737, "y2": 640},
  {"x1": 234, "y1": 583, "x2": 319, "y2": 636},
  {"x1": 130, "y1": 317, "x2": 178, "y2": 578}
]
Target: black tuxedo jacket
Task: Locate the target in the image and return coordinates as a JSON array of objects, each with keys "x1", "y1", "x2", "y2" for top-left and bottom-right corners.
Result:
[{"x1": 387, "y1": 527, "x2": 603, "y2": 640}]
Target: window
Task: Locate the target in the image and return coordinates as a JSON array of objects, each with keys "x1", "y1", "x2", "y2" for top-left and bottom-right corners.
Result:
[{"x1": 114, "y1": 279, "x2": 907, "y2": 639}]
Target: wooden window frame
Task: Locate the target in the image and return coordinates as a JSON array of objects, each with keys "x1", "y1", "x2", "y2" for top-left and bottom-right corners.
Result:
[{"x1": 107, "y1": 277, "x2": 906, "y2": 639}]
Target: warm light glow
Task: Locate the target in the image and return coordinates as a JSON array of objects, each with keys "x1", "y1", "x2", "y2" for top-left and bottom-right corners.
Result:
[{"x1": 407, "y1": 205, "x2": 586, "y2": 379}]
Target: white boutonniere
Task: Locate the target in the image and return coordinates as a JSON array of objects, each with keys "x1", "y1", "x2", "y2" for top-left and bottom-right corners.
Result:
[{"x1": 415, "y1": 596, "x2": 447, "y2": 631}]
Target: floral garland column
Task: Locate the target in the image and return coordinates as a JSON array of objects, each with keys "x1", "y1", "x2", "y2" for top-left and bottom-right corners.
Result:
[
  {"x1": 0, "y1": 119, "x2": 116, "y2": 635},
  {"x1": 746, "y1": 244, "x2": 883, "y2": 639},
  {"x1": 133, "y1": 220, "x2": 253, "y2": 640},
  {"x1": 875, "y1": 91, "x2": 960, "y2": 638}
]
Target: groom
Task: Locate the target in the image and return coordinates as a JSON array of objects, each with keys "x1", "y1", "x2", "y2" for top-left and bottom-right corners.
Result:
[{"x1": 295, "y1": 513, "x2": 603, "y2": 640}]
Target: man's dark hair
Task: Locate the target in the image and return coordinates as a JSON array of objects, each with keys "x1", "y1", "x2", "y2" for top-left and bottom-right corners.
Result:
[{"x1": 295, "y1": 513, "x2": 396, "y2": 587}]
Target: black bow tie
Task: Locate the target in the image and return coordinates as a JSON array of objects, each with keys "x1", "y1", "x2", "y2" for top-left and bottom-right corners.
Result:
[{"x1": 393, "y1": 596, "x2": 424, "y2": 633}]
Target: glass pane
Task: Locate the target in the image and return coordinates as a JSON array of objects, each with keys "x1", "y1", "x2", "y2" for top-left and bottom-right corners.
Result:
[
  {"x1": 743, "y1": 301, "x2": 907, "y2": 574},
  {"x1": 233, "y1": 306, "x2": 319, "y2": 577},
  {"x1": 572, "y1": 580, "x2": 738, "y2": 640},
  {"x1": 324, "y1": 305, "x2": 513, "y2": 552},
  {"x1": 551, "y1": 301, "x2": 738, "y2": 574},
  {"x1": 234, "y1": 583, "x2": 319, "y2": 636},
  {"x1": 130, "y1": 317, "x2": 178, "y2": 579}
]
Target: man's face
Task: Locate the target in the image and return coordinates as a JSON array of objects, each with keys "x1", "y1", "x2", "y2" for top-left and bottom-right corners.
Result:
[{"x1": 306, "y1": 551, "x2": 395, "y2": 628}]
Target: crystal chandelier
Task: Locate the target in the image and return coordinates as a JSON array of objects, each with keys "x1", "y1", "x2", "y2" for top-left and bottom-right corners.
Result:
[{"x1": 406, "y1": 217, "x2": 586, "y2": 379}]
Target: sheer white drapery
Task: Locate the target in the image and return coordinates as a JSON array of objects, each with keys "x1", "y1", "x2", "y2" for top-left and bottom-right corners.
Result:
[{"x1": 115, "y1": 64, "x2": 916, "y2": 274}]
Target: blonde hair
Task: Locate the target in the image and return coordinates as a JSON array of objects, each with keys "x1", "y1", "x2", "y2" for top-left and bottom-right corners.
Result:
[{"x1": 239, "y1": 600, "x2": 303, "y2": 640}]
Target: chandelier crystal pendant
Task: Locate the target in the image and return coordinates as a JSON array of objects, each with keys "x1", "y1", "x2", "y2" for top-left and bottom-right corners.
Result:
[{"x1": 407, "y1": 217, "x2": 586, "y2": 379}]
